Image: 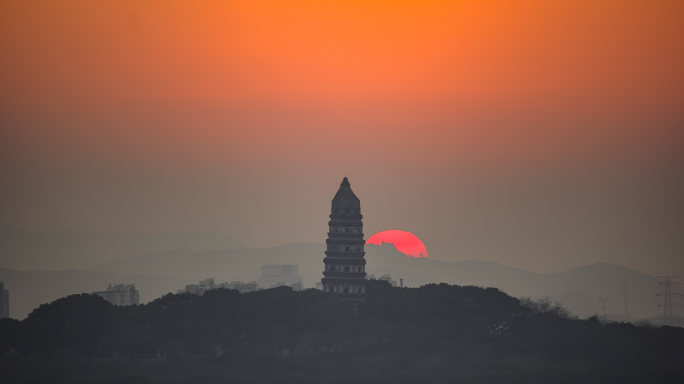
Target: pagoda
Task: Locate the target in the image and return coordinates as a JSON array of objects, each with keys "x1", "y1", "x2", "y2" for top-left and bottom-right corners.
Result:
[{"x1": 321, "y1": 177, "x2": 367, "y2": 301}]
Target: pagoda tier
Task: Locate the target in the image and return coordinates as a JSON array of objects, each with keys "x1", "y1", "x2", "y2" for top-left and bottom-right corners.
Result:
[{"x1": 321, "y1": 177, "x2": 367, "y2": 301}]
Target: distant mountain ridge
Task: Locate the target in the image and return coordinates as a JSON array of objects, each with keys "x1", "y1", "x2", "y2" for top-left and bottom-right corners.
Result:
[
  {"x1": 1, "y1": 241, "x2": 679, "y2": 321},
  {"x1": 90, "y1": 242, "x2": 680, "y2": 319},
  {"x1": 0, "y1": 224, "x2": 247, "y2": 271},
  {"x1": 90, "y1": 242, "x2": 328, "y2": 278}
]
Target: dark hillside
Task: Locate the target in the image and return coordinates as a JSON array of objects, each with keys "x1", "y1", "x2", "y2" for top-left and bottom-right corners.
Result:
[
  {"x1": 89, "y1": 242, "x2": 680, "y2": 319},
  {"x1": 1, "y1": 281, "x2": 682, "y2": 383},
  {"x1": 0, "y1": 267, "x2": 198, "y2": 319}
]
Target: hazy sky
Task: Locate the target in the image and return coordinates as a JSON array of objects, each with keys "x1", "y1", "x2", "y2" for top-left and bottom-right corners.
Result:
[{"x1": 1, "y1": 0, "x2": 683, "y2": 275}]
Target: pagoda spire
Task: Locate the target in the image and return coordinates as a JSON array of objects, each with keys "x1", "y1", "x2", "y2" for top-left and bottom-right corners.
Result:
[{"x1": 321, "y1": 177, "x2": 367, "y2": 301}]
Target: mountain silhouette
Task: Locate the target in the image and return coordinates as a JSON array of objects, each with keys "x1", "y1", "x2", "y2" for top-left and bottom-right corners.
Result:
[
  {"x1": 0, "y1": 223, "x2": 246, "y2": 271},
  {"x1": 2, "y1": 242, "x2": 680, "y2": 320},
  {"x1": 84, "y1": 243, "x2": 684, "y2": 319}
]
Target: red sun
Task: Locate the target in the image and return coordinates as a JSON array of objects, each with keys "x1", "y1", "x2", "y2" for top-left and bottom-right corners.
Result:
[{"x1": 366, "y1": 230, "x2": 428, "y2": 258}]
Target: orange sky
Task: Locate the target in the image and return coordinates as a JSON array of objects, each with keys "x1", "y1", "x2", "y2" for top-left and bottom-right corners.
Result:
[
  {"x1": 1, "y1": 0, "x2": 683, "y2": 274},
  {"x1": 2, "y1": 0, "x2": 682, "y2": 167}
]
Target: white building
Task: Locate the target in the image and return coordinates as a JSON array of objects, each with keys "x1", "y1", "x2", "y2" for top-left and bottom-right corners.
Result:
[
  {"x1": 218, "y1": 281, "x2": 258, "y2": 293},
  {"x1": 93, "y1": 284, "x2": 139, "y2": 306},
  {"x1": 277, "y1": 281, "x2": 303, "y2": 291},
  {"x1": 257, "y1": 265, "x2": 303, "y2": 290},
  {"x1": 378, "y1": 274, "x2": 398, "y2": 287},
  {"x1": 177, "y1": 278, "x2": 216, "y2": 295}
]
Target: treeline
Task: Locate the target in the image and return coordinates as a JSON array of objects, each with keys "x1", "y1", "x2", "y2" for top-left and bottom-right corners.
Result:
[{"x1": 1, "y1": 281, "x2": 683, "y2": 383}]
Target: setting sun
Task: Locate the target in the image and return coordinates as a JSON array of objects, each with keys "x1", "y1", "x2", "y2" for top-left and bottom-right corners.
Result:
[{"x1": 367, "y1": 230, "x2": 428, "y2": 258}]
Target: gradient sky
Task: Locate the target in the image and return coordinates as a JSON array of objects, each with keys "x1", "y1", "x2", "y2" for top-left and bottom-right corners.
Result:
[{"x1": 1, "y1": 0, "x2": 683, "y2": 275}]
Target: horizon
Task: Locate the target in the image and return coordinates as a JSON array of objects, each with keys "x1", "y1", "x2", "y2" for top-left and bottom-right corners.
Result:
[
  {"x1": 4, "y1": 240, "x2": 682, "y2": 322},
  {"x1": 0, "y1": 221, "x2": 672, "y2": 276}
]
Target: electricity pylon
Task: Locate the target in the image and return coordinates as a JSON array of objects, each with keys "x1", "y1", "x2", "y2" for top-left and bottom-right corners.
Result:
[
  {"x1": 598, "y1": 297, "x2": 609, "y2": 317},
  {"x1": 656, "y1": 276, "x2": 681, "y2": 326},
  {"x1": 621, "y1": 281, "x2": 629, "y2": 317}
]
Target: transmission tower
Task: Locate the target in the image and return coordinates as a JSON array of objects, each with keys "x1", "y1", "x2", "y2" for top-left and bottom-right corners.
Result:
[
  {"x1": 656, "y1": 276, "x2": 681, "y2": 326},
  {"x1": 621, "y1": 281, "x2": 629, "y2": 317},
  {"x1": 598, "y1": 297, "x2": 609, "y2": 317}
]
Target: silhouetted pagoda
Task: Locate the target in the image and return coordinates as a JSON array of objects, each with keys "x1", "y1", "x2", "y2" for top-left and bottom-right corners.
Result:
[{"x1": 322, "y1": 177, "x2": 367, "y2": 301}]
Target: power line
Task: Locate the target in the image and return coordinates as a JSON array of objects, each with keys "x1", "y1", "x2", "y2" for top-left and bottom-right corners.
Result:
[{"x1": 656, "y1": 276, "x2": 681, "y2": 326}]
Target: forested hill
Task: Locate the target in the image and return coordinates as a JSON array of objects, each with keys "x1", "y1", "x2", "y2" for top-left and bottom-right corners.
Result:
[{"x1": 1, "y1": 281, "x2": 683, "y2": 384}]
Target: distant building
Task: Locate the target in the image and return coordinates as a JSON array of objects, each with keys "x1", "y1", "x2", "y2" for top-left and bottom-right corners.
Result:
[
  {"x1": 218, "y1": 281, "x2": 258, "y2": 293},
  {"x1": 177, "y1": 278, "x2": 216, "y2": 295},
  {"x1": 0, "y1": 281, "x2": 8, "y2": 319},
  {"x1": 289, "y1": 281, "x2": 303, "y2": 292},
  {"x1": 257, "y1": 265, "x2": 303, "y2": 290},
  {"x1": 178, "y1": 278, "x2": 260, "y2": 295},
  {"x1": 322, "y1": 177, "x2": 367, "y2": 301},
  {"x1": 315, "y1": 282, "x2": 323, "y2": 290},
  {"x1": 379, "y1": 274, "x2": 398, "y2": 287},
  {"x1": 365, "y1": 274, "x2": 398, "y2": 287},
  {"x1": 93, "y1": 284, "x2": 139, "y2": 306},
  {"x1": 198, "y1": 278, "x2": 214, "y2": 291}
]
